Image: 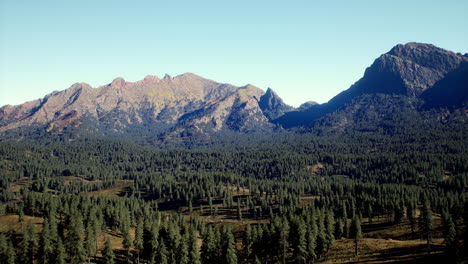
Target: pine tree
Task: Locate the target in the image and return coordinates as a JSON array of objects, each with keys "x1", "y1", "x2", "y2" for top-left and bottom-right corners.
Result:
[
  {"x1": 39, "y1": 218, "x2": 54, "y2": 264},
  {"x1": 243, "y1": 224, "x2": 252, "y2": 263},
  {"x1": 67, "y1": 212, "x2": 86, "y2": 264},
  {"x1": 201, "y1": 226, "x2": 217, "y2": 264},
  {"x1": 5, "y1": 240, "x2": 16, "y2": 264},
  {"x1": 407, "y1": 204, "x2": 417, "y2": 234},
  {"x1": 237, "y1": 200, "x2": 242, "y2": 220},
  {"x1": 102, "y1": 237, "x2": 116, "y2": 264},
  {"x1": 122, "y1": 226, "x2": 133, "y2": 264},
  {"x1": 419, "y1": 200, "x2": 433, "y2": 251},
  {"x1": 52, "y1": 237, "x2": 66, "y2": 264},
  {"x1": 334, "y1": 219, "x2": 344, "y2": 240},
  {"x1": 0, "y1": 233, "x2": 14, "y2": 264},
  {"x1": 189, "y1": 228, "x2": 201, "y2": 264},
  {"x1": 224, "y1": 227, "x2": 238, "y2": 264},
  {"x1": 0, "y1": 233, "x2": 7, "y2": 262},
  {"x1": 279, "y1": 218, "x2": 290, "y2": 264},
  {"x1": 20, "y1": 222, "x2": 38, "y2": 264},
  {"x1": 306, "y1": 223, "x2": 317, "y2": 264},
  {"x1": 134, "y1": 221, "x2": 144, "y2": 264},
  {"x1": 349, "y1": 216, "x2": 362, "y2": 256},
  {"x1": 293, "y1": 219, "x2": 307, "y2": 264},
  {"x1": 158, "y1": 240, "x2": 168, "y2": 264},
  {"x1": 444, "y1": 215, "x2": 459, "y2": 261},
  {"x1": 325, "y1": 211, "x2": 335, "y2": 251},
  {"x1": 315, "y1": 213, "x2": 326, "y2": 259},
  {"x1": 150, "y1": 223, "x2": 160, "y2": 264},
  {"x1": 178, "y1": 231, "x2": 190, "y2": 264},
  {"x1": 85, "y1": 222, "x2": 97, "y2": 264}
]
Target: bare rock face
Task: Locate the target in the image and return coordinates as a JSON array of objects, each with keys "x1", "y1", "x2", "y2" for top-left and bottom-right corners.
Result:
[
  {"x1": 353, "y1": 42, "x2": 468, "y2": 97},
  {"x1": 0, "y1": 73, "x2": 272, "y2": 138},
  {"x1": 388, "y1": 43, "x2": 466, "y2": 74},
  {"x1": 258, "y1": 88, "x2": 293, "y2": 120}
]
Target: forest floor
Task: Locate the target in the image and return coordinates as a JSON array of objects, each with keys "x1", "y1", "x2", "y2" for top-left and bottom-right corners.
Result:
[
  {"x1": 322, "y1": 238, "x2": 445, "y2": 264},
  {"x1": 0, "y1": 211, "x2": 450, "y2": 264}
]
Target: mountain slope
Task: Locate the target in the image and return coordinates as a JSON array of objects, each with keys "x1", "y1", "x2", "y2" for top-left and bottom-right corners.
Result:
[
  {"x1": 274, "y1": 42, "x2": 468, "y2": 128},
  {"x1": 421, "y1": 61, "x2": 468, "y2": 109},
  {"x1": 0, "y1": 73, "x2": 273, "y2": 141},
  {"x1": 0, "y1": 42, "x2": 466, "y2": 145}
]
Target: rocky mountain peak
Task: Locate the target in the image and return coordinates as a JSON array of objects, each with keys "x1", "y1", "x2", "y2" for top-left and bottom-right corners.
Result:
[
  {"x1": 143, "y1": 75, "x2": 160, "y2": 84},
  {"x1": 298, "y1": 101, "x2": 318, "y2": 110},
  {"x1": 388, "y1": 42, "x2": 467, "y2": 74},
  {"x1": 355, "y1": 42, "x2": 468, "y2": 96},
  {"x1": 259, "y1": 87, "x2": 292, "y2": 120},
  {"x1": 111, "y1": 77, "x2": 126, "y2": 88},
  {"x1": 163, "y1": 74, "x2": 173, "y2": 81}
]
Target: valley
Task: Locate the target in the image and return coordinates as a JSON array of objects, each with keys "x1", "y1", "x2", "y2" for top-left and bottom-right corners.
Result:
[{"x1": 0, "y1": 42, "x2": 467, "y2": 263}]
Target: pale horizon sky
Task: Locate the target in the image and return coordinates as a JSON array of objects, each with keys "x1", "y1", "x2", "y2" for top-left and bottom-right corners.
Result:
[{"x1": 1, "y1": 0, "x2": 467, "y2": 107}]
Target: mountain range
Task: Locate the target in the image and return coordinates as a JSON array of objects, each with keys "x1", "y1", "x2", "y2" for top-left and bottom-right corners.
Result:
[{"x1": 0, "y1": 42, "x2": 467, "y2": 145}]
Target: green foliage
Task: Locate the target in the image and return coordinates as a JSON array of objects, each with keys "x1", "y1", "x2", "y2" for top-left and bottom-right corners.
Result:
[
  {"x1": 420, "y1": 199, "x2": 433, "y2": 250},
  {"x1": 0, "y1": 127, "x2": 466, "y2": 263},
  {"x1": 350, "y1": 216, "x2": 362, "y2": 256},
  {"x1": 102, "y1": 237, "x2": 115, "y2": 264}
]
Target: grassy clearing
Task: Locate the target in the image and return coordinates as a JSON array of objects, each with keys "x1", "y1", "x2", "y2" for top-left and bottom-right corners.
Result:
[
  {"x1": 322, "y1": 238, "x2": 444, "y2": 264},
  {"x1": 88, "y1": 180, "x2": 134, "y2": 198},
  {"x1": 0, "y1": 214, "x2": 44, "y2": 233}
]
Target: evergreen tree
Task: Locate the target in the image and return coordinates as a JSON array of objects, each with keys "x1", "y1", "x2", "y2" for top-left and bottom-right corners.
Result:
[
  {"x1": 85, "y1": 222, "x2": 97, "y2": 263},
  {"x1": 102, "y1": 237, "x2": 116, "y2": 264},
  {"x1": 201, "y1": 226, "x2": 217, "y2": 264},
  {"x1": 237, "y1": 200, "x2": 242, "y2": 220},
  {"x1": 306, "y1": 223, "x2": 317, "y2": 264},
  {"x1": 349, "y1": 216, "x2": 362, "y2": 256},
  {"x1": 419, "y1": 200, "x2": 433, "y2": 251},
  {"x1": 243, "y1": 224, "x2": 252, "y2": 263},
  {"x1": 53, "y1": 237, "x2": 66, "y2": 264},
  {"x1": 67, "y1": 212, "x2": 86, "y2": 264},
  {"x1": 279, "y1": 218, "x2": 290, "y2": 264},
  {"x1": 158, "y1": 240, "x2": 168, "y2": 264},
  {"x1": 334, "y1": 219, "x2": 344, "y2": 240},
  {"x1": 407, "y1": 205, "x2": 417, "y2": 234},
  {"x1": 293, "y1": 219, "x2": 307, "y2": 264},
  {"x1": 134, "y1": 221, "x2": 144, "y2": 264},
  {"x1": 123, "y1": 226, "x2": 133, "y2": 264},
  {"x1": 224, "y1": 227, "x2": 238, "y2": 264},
  {"x1": 0, "y1": 234, "x2": 14, "y2": 264},
  {"x1": 325, "y1": 211, "x2": 335, "y2": 251},
  {"x1": 189, "y1": 228, "x2": 201, "y2": 264},
  {"x1": 20, "y1": 222, "x2": 38, "y2": 264},
  {"x1": 5, "y1": 240, "x2": 16, "y2": 264},
  {"x1": 315, "y1": 213, "x2": 326, "y2": 259},
  {"x1": 444, "y1": 215, "x2": 459, "y2": 261},
  {"x1": 178, "y1": 231, "x2": 190, "y2": 264},
  {"x1": 39, "y1": 218, "x2": 54, "y2": 264},
  {"x1": 0, "y1": 233, "x2": 8, "y2": 263}
]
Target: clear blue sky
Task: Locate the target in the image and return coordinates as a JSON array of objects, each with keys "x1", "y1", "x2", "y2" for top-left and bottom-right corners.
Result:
[{"x1": 1, "y1": 0, "x2": 467, "y2": 107}]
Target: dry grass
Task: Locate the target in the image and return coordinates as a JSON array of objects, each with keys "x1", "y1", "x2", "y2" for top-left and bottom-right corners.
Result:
[
  {"x1": 322, "y1": 238, "x2": 445, "y2": 264},
  {"x1": 8, "y1": 177, "x2": 31, "y2": 193},
  {"x1": 0, "y1": 214, "x2": 44, "y2": 233},
  {"x1": 88, "y1": 180, "x2": 134, "y2": 198}
]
